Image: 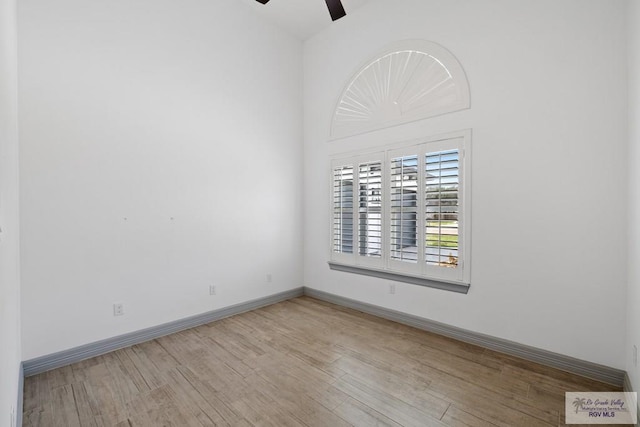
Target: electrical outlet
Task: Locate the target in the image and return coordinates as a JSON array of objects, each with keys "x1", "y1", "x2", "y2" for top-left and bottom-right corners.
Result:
[
  {"x1": 209, "y1": 285, "x2": 216, "y2": 295},
  {"x1": 10, "y1": 407, "x2": 15, "y2": 426},
  {"x1": 113, "y1": 303, "x2": 124, "y2": 316},
  {"x1": 634, "y1": 345, "x2": 638, "y2": 367},
  {"x1": 266, "y1": 274, "x2": 272, "y2": 283},
  {"x1": 389, "y1": 284, "x2": 396, "y2": 294}
]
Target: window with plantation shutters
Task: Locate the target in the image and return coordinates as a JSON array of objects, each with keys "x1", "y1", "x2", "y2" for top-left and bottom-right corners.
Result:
[
  {"x1": 332, "y1": 165, "x2": 354, "y2": 255},
  {"x1": 425, "y1": 150, "x2": 459, "y2": 268},
  {"x1": 329, "y1": 130, "x2": 471, "y2": 293},
  {"x1": 358, "y1": 161, "x2": 382, "y2": 258},
  {"x1": 390, "y1": 156, "x2": 418, "y2": 263}
]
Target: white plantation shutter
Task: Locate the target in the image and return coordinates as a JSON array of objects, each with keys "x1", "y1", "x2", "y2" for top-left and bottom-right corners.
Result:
[
  {"x1": 332, "y1": 165, "x2": 354, "y2": 255},
  {"x1": 425, "y1": 150, "x2": 460, "y2": 268},
  {"x1": 358, "y1": 161, "x2": 383, "y2": 258},
  {"x1": 390, "y1": 155, "x2": 419, "y2": 263},
  {"x1": 329, "y1": 131, "x2": 470, "y2": 291}
]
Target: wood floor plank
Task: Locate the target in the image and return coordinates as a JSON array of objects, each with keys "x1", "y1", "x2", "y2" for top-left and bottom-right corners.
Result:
[
  {"x1": 71, "y1": 357, "x2": 110, "y2": 384},
  {"x1": 147, "y1": 383, "x2": 203, "y2": 427},
  {"x1": 102, "y1": 352, "x2": 144, "y2": 406},
  {"x1": 440, "y1": 405, "x2": 498, "y2": 427},
  {"x1": 50, "y1": 384, "x2": 81, "y2": 427},
  {"x1": 230, "y1": 389, "x2": 308, "y2": 427},
  {"x1": 254, "y1": 346, "x2": 345, "y2": 386},
  {"x1": 136, "y1": 339, "x2": 181, "y2": 374},
  {"x1": 123, "y1": 388, "x2": 162, "y2": 427},
  {"x1": 193, "y1": 335, "x2": 259, "y2": 377},
  {"x1": 297, "y1": 381, "x2": 354, "y2": 412},
  {"x1": 22, "y1": 405, "x2": 52, "y2": 427},
  {"x1": 242, "y1": 372, "x2": 352, "y2": 427},
  {"x1": 23, "y1": 296, "x2": 621, "y2": 427},
  {"x1": 330, "y1": 354, "x2": 450, "y2": 418},
  {"x1": 118, "y1": 345, "x2": 166, "y2": 390},
  {"x1": 46, "y1": 365, "x2": 75, "y2": 389},
  {"x1": 334, "y1": 374, "x2": 448, "y2": 427},
  {"x1": 164, "y1": 367, "x2": 236, "y2": 426},
  {"x1": 23, "y1": 375, "x2": 51, "y2": 413},
  {"x1": 426, "y1": 374, "x2": 559, "y2": 427},
  {"x1": 112, "y1": 349, "x2": 153, "y2": 394},
  {"x1": 176, "y1": 365, "x2": 246, "y2": 421},
  {"x1": 82, "y1": 371, "x2": 130, "y2": 425},
  {"x1": 333, "y1": 396, "x2": 404, "y2": 427},
  {"x1": 70, "y1": 382, "x2": 101, "y2": 427}
]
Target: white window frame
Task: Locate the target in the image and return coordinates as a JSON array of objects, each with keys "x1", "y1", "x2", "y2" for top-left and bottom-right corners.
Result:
[{"x1": 329, "y1": 130, "x2": 471, "y2": 293}]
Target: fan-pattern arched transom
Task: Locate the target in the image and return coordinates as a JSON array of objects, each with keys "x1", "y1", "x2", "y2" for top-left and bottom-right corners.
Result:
[{"x1": 331, "y1": 40, "x2": 470, "y2": 139}]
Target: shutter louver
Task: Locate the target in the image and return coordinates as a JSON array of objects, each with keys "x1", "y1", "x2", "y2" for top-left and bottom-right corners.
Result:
[
  {"x1": 390, "y1": 155, "x2": 418, "y2": 263},
  {"x1": 332, "y1": 166, "x2": 354, "y2": 254},
  {"x1": 358, "y1": 161, "x2": 382, "y2": 258},
  {"x1": 425, "y1": 150, "x2": 459, "y2": 267}
]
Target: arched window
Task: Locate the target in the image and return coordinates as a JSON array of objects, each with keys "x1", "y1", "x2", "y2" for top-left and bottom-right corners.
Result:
[
  {"x1": 328, "y1": 41, "x2": 471, "y2": 293},
  {"x1": 331, "y1": 40, "x2": 470, "y2": 139}
]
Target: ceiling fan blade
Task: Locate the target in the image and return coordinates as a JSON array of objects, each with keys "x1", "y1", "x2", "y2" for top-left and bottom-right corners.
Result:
[
  {"x1": 324, "y1": 0, "x2": 346, "y2": 21},
  {"x1": 255, "y1": 0, "x2": 270, "y2": 4}
]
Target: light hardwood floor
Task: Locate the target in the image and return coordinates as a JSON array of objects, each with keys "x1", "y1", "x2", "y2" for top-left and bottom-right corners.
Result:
[{"x1": 22, "y1": 296, "x2": 621, "y2": 427}]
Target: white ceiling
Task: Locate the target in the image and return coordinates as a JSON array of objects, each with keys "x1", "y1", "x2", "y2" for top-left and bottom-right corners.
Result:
[{"x1": 245, "y1": 0, "x2": 372, "y2": 40}]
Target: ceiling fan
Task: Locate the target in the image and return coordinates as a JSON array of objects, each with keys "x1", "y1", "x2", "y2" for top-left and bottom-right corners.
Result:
[{"x1": 255, "y1": 0, "x2": 346, "y2": 21}]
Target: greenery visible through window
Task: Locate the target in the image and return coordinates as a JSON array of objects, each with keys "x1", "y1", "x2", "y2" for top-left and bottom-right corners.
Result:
[{"x1": 425, "y1": 150, "x2": 459, "y2": 268}]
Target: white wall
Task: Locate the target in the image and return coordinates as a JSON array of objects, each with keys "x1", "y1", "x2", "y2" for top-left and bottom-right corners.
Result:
[
  {"x1": 19, "y1": 0, "x2": 303, "y2": 360},
  {"x1": 303, "y1": 0, "x2": 628, "y2": 368},
  {"x1": 0, "y1": 0, "x2": 21, "y2": 422},
  {"x1": 627, "y1": 0, "x2": 640, "y2": 393}
]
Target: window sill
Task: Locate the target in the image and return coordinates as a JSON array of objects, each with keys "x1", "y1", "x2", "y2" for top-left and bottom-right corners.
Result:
[{"x1": 327, "y1": 262, "x2": 470, "y2": 294}]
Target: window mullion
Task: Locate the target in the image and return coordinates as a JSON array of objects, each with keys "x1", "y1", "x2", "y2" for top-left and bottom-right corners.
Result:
[
  {"x1": 353, "y1": 165, "x2": 360, "y2": 259},
  {"x1": 417, "y1": 145, "x2": 426, "y2": 274},
  {"x1": 383, "y1": 152, "x2": 390, "y2": 269}
]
